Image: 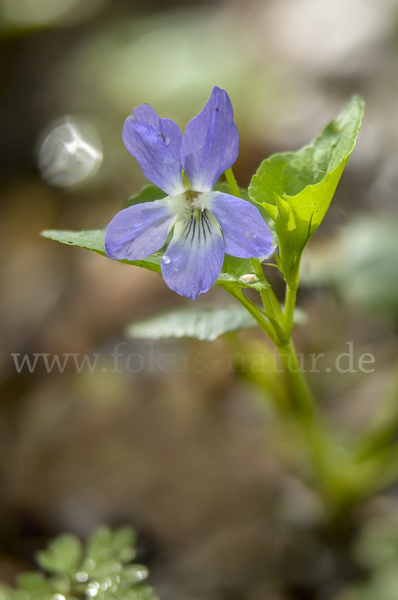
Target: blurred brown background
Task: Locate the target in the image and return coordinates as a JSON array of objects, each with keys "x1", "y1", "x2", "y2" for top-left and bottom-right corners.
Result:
[{"x1": 2, "y1": 1, "x2": 398, "y2": 599}]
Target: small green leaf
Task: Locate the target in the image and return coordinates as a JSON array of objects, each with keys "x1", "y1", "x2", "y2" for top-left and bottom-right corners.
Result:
[
  {"x1": 85, "y1": 526, "x2": 114, "y2": 565},
  {"x1": 36, "y1": 534, "x2": 82, "y2": 575},
  {"x1": 85, "y1": 526, "x2": 137, "y2": 565},
  {"x1": 249, "y1": 96, "x2": 364, "y2": 285},
  {"x1": 14, "y1": 573, "x2": 54, "y2": 600},
  {"x1": 119, "y1": 566, "x2": 149, "y2": 585},
  {"x1": 111, "y1": 526, "x2": 137, "y2": 563},
  {"x1": 126, "y1": 306, "x2": 259, "y2": 342},
  {"x1": 82, "y1": 526, "x2": 140, "y2": 583},
  {"x1": 80, "y1": 527, "x2": 152, "y2": 600},
  {"x1": 1, "y1": 526, "x2": 155, "y2": 600}
]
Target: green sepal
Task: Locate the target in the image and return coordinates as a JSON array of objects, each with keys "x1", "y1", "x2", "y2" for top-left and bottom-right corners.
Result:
[{"x1": 125, "y1": 184, "x2": 167, "y2": 208}]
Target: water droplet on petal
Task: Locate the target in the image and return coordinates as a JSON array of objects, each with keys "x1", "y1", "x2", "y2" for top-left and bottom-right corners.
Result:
[
  {"x1": 164, "y1": 137, "x2": 171, "y2": 146},
  {"x1": 162, "y1": 256, "x2": 171, "y2": 265}
]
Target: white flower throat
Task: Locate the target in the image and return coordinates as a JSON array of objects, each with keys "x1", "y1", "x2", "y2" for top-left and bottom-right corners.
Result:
[{"x1": 166, "y1": 190, "x2": 214, "y2": 218}]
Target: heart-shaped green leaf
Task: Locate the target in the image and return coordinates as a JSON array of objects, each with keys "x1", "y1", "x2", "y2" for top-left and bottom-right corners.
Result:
[{"x1": 249, "y1": 96, "x2": 364, "y2": 285}]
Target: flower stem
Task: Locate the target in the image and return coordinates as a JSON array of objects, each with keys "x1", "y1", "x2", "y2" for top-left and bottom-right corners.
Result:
[
  {"x1": 224, "y1": 167, "x2": 241, "y2": 198},
  {"x1": 227, "y1": 287, "x2": 279, "y2": 345},
  {"x1": 223, "y1": 168, "x2": 286, "y2": 338},
  {"x1": 251, "y1": 258, "x2": 286, "y2": 338},
  {"x1": 276, "y1": 338, "x2": 316, "y2": 422},
  {"x1": 284, "y1": 283, "x2": 298, "y2": 338},
  {"x1": 222, "y1": 167, "x2": 346, "y2": 507},
  {"x1": 229, "y1": 287, "x2": 333, "y2": 491}
]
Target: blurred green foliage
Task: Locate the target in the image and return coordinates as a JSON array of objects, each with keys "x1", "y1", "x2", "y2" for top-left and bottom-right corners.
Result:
[
  {"x1": 302, "y1": 216, "x2": 398, "y2": 319},
  {"x1": 0, "y1": 526, "x2": 156, "y2": 600},
  {"x1": 339, "y1": 514, "x2": 398, "y2": 600}
]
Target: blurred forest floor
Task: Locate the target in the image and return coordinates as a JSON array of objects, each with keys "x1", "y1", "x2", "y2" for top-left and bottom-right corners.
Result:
[{"x1": 2, "y1": 0, "x2": 398, "y2": 599}]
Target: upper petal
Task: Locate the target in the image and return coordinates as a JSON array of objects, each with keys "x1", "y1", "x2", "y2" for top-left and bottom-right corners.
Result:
[
  {"x1": 161, "y1": 209, "x2": 225, "y2": 300},
  {"x1": 181, "y1": 87, "x2": 239, "y2": 192},
  {"x1": 105, "y1": 199, "x2": 176, "y2": 261},
  {"x1": 206, "y1": 192, "x2": 274, "y2": 259},
  {"x1": 122, "y1": 105, "x2": 186, "y2": 196}
]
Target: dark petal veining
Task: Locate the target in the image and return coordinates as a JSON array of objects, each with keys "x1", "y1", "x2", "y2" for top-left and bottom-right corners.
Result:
[
  {"x1": 208, "y1": 192, "x2": 274, "y2": 259},
  {"x1": 161, "y1": 209, "x2": 225, "y2": 300}
]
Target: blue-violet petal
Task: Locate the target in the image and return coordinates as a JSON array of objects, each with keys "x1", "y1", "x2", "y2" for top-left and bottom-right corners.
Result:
[
  {"x1": 181, "y1": 87, "x2": 239, "y2": 192},
  {"x1": 123, "y1": 104, "x2": 186, "y2": 195},
  {"x1": 161, "y1": 209, "x2": 225, "y2": 300},
  {"x1": 208, "y1": 192, "x2": 273, "y2": 259},
  {"x1": 105, "y1": 200, "x2": 175, "y2": 261}
]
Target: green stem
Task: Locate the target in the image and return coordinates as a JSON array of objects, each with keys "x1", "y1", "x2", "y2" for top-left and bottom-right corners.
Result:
[
  {"x1": 276, "y1": 339, "x2": 316, "y2": 423},
  {"x1": 251, "y1": 257, "x2": 285, "y2": 331},
  {"x1": 228, "y1": 284, "x2": 315, "y2": 422},
  {"x1": 223, "y1": 167, "x2": 287, "y2": 340},
  {"x1": 227, "y1": 281, "x2": 364, "y2": 514},
  {"x1": 231, "y1": 288, "x2": 332, "y2": 490},
  {"x1": 221, "y1": 172, "x2": 352, "y2": 509},
  {"x1": 284, "y1": 283, "x2": 298, "y2": 338},
  {"x1": 225, "y1": 167, "x2": 241, "y2": 198},
  {"x1": 227, "y1": 287, "x2": 279, "y2": 345}
]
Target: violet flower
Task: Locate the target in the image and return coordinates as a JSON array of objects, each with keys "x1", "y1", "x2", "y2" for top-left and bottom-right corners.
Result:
[{"x1": 105, "y1": 87, "x2": 273, "y2": 300}]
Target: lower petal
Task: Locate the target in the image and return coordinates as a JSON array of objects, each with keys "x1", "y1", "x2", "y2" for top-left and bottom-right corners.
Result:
[
  {"x1": 207, "y1": 192, "x2": 274, "y2": 259},
  {"x1": 161, "y1": 209, "x2": 225, "y2": 300},
  {"x1": 105, "y1": 200, "x2": 176, "y2": 261}
]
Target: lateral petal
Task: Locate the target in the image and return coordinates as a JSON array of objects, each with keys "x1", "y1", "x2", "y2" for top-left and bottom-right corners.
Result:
[
  {"x1": 207, "y1": 192, "x2": 274, "y2": 259},
  {"x1": 105, "y1": 200, "x2": 176, "y2": 261}
]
